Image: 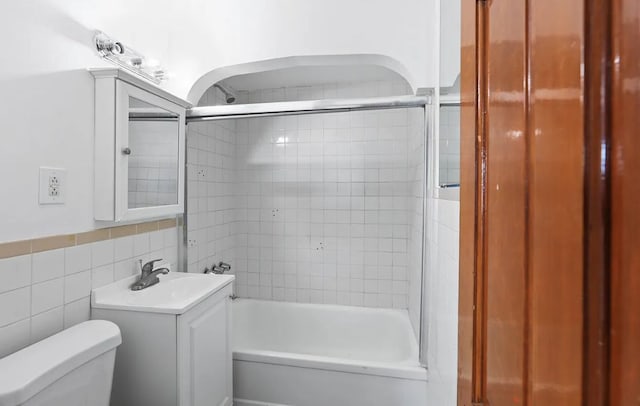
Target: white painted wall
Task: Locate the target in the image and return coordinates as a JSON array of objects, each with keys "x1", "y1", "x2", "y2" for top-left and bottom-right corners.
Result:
[
  {"x1": 439, "y1": 0, "x2": 462, "y2": 88},
  {"x1": 6, "y1": 0, "x2": 438, "y2": 100},
  {"x1": 0, "y1": 0, "x2": 437, "y2": 243}
]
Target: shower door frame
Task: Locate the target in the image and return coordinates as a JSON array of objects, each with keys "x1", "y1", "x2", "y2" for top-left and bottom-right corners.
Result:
[
  {"x1": 183, "y1": 93, "x2": 434, "y2": 368},
  {"x1": 186, "y1": 95, "x2": 430, "y2": 121}
]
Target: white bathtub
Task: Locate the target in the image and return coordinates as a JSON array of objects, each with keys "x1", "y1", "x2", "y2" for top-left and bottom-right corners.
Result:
[{"x1": 232, "y1": 299, "x2": 427, "y2": 406}]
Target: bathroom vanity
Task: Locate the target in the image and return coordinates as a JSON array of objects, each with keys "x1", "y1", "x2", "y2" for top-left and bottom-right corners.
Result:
[{"x1": 91, "y1": 272, "x2": 234, "y2": 406}]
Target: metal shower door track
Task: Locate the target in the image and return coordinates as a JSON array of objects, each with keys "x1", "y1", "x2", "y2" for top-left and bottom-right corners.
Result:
[{"x1": 186, "y1": 95, "x2": 430, "y2": 122}]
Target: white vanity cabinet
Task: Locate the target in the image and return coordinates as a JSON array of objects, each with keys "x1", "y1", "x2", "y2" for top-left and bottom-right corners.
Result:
[
  {"x1": 178, "y1": 291, "x2": 233, "y2": 406},
  {"x1": 89, "y1": 68, "x2": 191, "y2": 223},
  {"x1": 91, "y1": 273, "x2": 234, "y2": 406}
]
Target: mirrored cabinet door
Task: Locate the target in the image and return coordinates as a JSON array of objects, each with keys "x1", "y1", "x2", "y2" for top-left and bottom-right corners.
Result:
[
  {"x1": 115, "y1": 81, "x2": 185, "y2": 222},
  {"x1": 127, "y1": 97, "x2": 180, "y2": 209}
]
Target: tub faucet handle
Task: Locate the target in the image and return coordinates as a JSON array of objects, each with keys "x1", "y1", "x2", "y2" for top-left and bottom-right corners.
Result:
[
  {"x1": 205, "y1": 262, "x2": 229, "y2": 275},
  {"x1": 204, "y1": 266, "x2": 223, "y2": 274}
]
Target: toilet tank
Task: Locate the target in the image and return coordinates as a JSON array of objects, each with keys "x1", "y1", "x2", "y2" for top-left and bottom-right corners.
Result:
[{"x1": 0, "y1": 320, "x2": 121, "y2": 406}]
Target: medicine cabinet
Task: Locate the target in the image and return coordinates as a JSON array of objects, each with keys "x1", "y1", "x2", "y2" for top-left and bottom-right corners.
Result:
[{"x1": 90, "y1": 68, "x2": 191, "y2": 223}]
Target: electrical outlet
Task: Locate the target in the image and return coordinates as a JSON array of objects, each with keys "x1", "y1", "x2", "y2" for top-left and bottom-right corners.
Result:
[{"x1": 39, "y1": 167, "x2": 66, "y2": 205}]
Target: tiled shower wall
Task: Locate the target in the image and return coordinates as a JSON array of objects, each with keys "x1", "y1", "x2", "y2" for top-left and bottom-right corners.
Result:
[
  {"x1": 186, "y1": 87, "x2": 237, "y2": 274},
  {"x1": 187, "y1": 80, "x2": 425, "y2": 311},
  {"x1": 234, "y1": 108, "x2": 413, "y2": 308}
]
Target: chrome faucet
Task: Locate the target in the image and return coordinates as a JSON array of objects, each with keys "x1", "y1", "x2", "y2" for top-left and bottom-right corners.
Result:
[{"x1": 131, "y1": 259, "x2": 170, "y2": 291}]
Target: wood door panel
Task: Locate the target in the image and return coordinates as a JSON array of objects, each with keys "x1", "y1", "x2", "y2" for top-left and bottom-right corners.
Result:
[
  {"x1": 528, "y1": 1, "x2": 585, "y2": 403},
  {"x1": 610, "y1": 1, "x2": 640, "y2": 404},
  {"x1": 485, "y1": 0, "x2": 528, "y2": 405}
]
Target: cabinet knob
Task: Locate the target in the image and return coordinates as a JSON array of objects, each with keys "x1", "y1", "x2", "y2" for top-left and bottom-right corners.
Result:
[{"x1": 122, "y1": 147, "x2": 132, "y2": 155}]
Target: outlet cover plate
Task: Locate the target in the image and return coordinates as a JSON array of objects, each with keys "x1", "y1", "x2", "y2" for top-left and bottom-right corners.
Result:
[{"x1": 39, "y1": 167, "x2": 66, "y2": 205}]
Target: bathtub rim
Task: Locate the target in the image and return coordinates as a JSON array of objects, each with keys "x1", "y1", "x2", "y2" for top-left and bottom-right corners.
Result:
[
  {"x1": 233, "y1": 348, "x2": 428, "y2": 381},
  {"x1": 233, "y1": 298, "x2": 418, "y2": 321},
  {"x1": 233, "y1": 298, "x2": 422, "y2": 364}
]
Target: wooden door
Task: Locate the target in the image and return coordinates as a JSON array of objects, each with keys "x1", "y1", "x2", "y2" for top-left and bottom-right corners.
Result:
[
  {"x1": 610, "y1": 1, "x2": 640, "y2": 404},
  {"x1": 458, "y1": 0, "x2": 640, "y2": 405}
]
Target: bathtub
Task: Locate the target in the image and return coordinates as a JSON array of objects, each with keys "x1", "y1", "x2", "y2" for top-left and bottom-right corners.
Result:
[{"x1": 232, "y1": 299, "x2": 427, "y2": 406}]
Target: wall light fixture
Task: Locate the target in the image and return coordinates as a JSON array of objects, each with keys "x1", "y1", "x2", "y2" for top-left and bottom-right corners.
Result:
[{"x1": 94, "y1": 31, "x2": 167, "y2": 84}]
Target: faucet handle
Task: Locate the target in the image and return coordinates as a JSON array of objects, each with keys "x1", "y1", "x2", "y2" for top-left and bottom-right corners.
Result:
[
  {"x1": 141, "y1": 258, "x2": 163, "y2": 272},
  {"x1": 218, "y1": 262, "x2": 231, "y2": 271}
]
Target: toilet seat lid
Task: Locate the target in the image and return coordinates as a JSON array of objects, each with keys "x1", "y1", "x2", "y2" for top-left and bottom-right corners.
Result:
[{"x1": 0, "y1": 320, "x2": 121, "y2": 406}]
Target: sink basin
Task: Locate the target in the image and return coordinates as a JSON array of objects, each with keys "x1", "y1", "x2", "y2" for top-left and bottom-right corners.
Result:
[{"x1": 91, "y1": 272, "x2": 234, "y2": 314}]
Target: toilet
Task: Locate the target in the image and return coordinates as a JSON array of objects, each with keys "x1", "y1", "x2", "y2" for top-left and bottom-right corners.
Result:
[{"x1": 0, "y1": 320, "x2": 121, "y2": 406}]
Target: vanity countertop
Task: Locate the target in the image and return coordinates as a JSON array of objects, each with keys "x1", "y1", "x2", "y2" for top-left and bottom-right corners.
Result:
[{"x1": 91, "y1": 272, "x2": 234, "y2": 315}]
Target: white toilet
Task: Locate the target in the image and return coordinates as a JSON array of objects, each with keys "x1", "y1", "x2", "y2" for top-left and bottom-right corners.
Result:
[{"x1": 0, "y1": 320, "x2": 121, "y2": 406}]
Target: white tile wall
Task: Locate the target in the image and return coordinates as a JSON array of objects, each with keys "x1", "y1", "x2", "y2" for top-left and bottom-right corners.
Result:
[
  {"x1": 32, "y1": 249, "x2": 64, "y2": 283},
  {"x1": 0, "y1": 227, "x2": 179, "y2": 358},
  {"x1": 65, "y1": 245, "x2": 91, "y2": 275},
  {"x1": 31, "y1": 278, "x2": 64, "y2": 315},
  {"x1": 233, "y1": 107, "x2": 414, "y2": 308},
  {"x1": 186, "y1": 86, "x2": 237, "y2": 273},
  {"x1": 91, "y1": 240, "x2": 114, "y2": 268},
  {"x1": 31, "y1": 307, "x2": 64, "y2": 344},
  {"x1": 0, "y1": 255, "x2": 30, "y2": 293},
  {"x1": 438, "y1": 105, "x2": 461, "y2": 186},
  {"x1": 0, "y1": 288, "x2": 30, "y2": 327},
  {"x1": 424, "y1": 197, "x2": 460, "y2": 405},
  {"x1": 187, "y1": 79, "x2": 425, "y2": 310}
]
